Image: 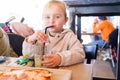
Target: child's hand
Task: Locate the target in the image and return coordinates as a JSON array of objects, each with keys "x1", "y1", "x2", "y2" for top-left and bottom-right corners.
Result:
[
  {"x1": 42, "y1": 54, "x2": 61, "y2": 67},
  {"x1": 27, "y1": 31, "x2": 48, "y2": 43}
]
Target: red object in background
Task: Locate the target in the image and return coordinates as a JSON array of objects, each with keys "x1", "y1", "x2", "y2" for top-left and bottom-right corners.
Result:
[
  {"x1": 3, "y1": 26, "x2": 10, "y2": 32},
  {"x1": 3, "y1": 25, "x2": 12, "y2": 33},
  {"x1": 112, "y1": 47, "x2": 117, "y2": 61}
]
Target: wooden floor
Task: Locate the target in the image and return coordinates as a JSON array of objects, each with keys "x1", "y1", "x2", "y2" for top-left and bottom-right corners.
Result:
[{"x1": 92, "y1": 50, "x2": 116, "y2": 80}]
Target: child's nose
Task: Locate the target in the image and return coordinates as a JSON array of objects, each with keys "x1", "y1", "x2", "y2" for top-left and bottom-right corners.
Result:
[{"x1": 49, "y1": 17, "x2": 55, "y2": 24}]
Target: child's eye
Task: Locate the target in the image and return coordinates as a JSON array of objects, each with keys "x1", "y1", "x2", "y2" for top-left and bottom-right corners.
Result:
[
  {"x1": 55, "y1": 15, "x2": 60, "y2": 19},
  {"x1": 44, "y1": 16, "x2": 50, "y2": 19}
]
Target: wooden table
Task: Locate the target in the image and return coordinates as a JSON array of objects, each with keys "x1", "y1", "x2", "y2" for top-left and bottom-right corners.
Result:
[
  {"x1": 0, "y1": 57, "x2": 92, "y2": 80},
  {"x1": 60, "y1": 63, "x2": 92, "y2": 80}
]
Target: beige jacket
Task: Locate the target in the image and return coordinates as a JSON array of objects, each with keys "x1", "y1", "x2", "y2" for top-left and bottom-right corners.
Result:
[
  {"x1": 22, "y1": 29, "x2": 85, "y2": 66},
  {"x1": 0, "y1": 28, "x2": 18, "y2": 57}
]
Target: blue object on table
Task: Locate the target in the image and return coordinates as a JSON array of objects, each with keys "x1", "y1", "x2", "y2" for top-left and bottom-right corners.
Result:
[
  {"x1": 0, "y1": 56, "x2": 6, "y2": 63},
  {"x1": 16, "y1": 58, "x2": 29, "y2": 64}
]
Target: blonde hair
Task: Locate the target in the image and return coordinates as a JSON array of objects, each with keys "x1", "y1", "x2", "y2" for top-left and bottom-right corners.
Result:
[{"x1": 43, "y1": 0, "x2": 68, "y2": 18}]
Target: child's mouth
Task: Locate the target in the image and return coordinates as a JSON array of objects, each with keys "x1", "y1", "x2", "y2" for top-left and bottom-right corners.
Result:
[{"x1": 45, "y1": 26, "x2": 53, "y2": 34}]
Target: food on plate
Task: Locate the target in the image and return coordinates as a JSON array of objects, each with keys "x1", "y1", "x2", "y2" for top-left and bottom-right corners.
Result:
[{"x1": 0, "y1": 68, "x2": 52, "y2": 80}]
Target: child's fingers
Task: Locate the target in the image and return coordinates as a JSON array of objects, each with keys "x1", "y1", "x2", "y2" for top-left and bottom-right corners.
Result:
[{"x1": 38, "y1": 32, "x2": 48, "y2": 42}]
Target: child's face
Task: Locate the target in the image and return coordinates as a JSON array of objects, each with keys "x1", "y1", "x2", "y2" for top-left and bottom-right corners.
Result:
[{"x1": 43, "y1": 5, "x2": 68, "y2": 33}]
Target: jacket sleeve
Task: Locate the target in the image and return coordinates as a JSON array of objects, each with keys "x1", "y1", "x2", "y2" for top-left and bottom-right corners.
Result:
[
  {"x1": 0, "y1": 28, "x2": 11, "y2": 56},
  {"x1": 57, "y1": 33, "x2": 85, "y2": 66},
  {"x1": 93, "y1": 22, "x2": 104, "y2": 33}
]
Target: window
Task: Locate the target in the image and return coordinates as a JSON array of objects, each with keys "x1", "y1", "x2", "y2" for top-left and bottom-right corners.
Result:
[{"x1": 0, "y1": 0, "x2": 49, "y2": 30}]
